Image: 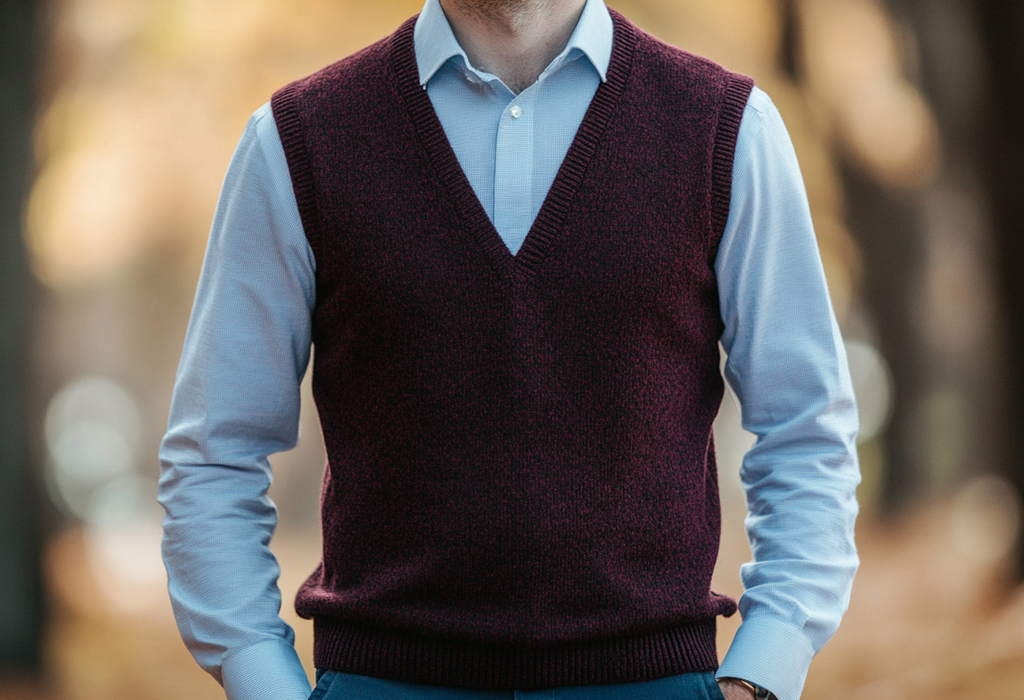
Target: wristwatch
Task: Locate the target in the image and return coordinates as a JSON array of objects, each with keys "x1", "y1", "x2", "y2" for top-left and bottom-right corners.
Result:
[{"x1": 721, "y1": 677, "x2": 776, "y2": 700}]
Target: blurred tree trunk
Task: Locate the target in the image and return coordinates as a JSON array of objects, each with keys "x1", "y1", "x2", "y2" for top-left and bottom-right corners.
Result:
[
  {"x1": 0, "y1": 0, "x2": 44, "y2": 672},
  {"x1": 878, "y1": 0, "x2": 987, "y2": 512},
  {"x1": 781, "y1": 0, "x2": 934, "y2": 514},
  {"x1": 975, "y1": 0, "x2": 1024, "y2": 578},
  {"x1": 834, "y1": 0, "x2": 1007, "y2": 518},
  {"x1": 839, "y1": 167, "x2": 931, "y2": 514},
  {"x1": 780, "y1": 0, "x2": 1022, "y2": 518}
]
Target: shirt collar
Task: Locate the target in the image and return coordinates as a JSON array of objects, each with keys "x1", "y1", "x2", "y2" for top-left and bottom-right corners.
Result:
[{"x1": 413, "y1": 0, "x2": 613, "y2": 87}]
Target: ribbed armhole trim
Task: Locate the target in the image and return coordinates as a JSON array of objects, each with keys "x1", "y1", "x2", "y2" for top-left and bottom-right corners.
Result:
[
  {"x1": 271, "y1": 83, "x2": 323, "y2": 248},
  {"x1": 710, "y1": 75, "x2": 755, "y2": 242}
]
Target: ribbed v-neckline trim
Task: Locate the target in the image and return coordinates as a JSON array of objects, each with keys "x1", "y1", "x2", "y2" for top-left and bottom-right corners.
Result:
[{"x1": 390, "y1": 10, "x2": 637, "y2": 280}]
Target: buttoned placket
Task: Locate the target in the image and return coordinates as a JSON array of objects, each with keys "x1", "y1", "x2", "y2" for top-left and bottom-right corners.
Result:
[
  {"x1": 449, "y1": 51, "x2": 582, "y2": 255},
  {"x1": 493, "y1": 88, "x2": 535, "y2": 254}
]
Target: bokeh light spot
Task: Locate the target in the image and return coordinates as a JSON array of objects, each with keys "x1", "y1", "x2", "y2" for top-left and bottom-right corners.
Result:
[
  {"x1": 45, "y1": 375, "x2": 141, "y2": 518},
  {"x1": 845, "y1": 340, "x2": 894, "y2": 443}
]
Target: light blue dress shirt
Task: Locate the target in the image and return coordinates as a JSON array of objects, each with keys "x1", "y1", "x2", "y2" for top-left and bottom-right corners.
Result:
[{"x1": 158, "y1": 1, "x2": 860, "y2": 699}]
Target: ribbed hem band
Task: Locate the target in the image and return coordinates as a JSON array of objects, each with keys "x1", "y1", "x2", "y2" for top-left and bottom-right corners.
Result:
[{"x1": 312, "y1": 617, "x2": 719, "y2": 690}]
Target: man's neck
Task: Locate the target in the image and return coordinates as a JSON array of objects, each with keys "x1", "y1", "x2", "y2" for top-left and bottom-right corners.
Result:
[{"x1": 439, "y1": 0, "x2": 587, "y2": 93}]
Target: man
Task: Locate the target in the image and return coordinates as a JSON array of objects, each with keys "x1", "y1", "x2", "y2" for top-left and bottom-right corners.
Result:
[{"x1": 159, "y1": 0, "x2": 860, "y2": 699}]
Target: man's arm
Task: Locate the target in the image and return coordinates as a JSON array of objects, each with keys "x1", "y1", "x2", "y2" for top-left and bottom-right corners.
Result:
[
  {"x1": 713, "y1": 87, "x2": 861, "y2": 700},
  {"x1": 158, "y1": 102, "x2": 315, "y2": 700}
]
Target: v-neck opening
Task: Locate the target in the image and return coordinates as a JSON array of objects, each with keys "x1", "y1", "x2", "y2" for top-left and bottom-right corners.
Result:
[{"x1": 391, "y1": 11, "x2": 637, "y2": 281}]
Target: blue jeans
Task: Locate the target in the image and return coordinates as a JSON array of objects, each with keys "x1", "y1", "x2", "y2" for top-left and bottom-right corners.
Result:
[{"x1": 309, "y1": 670, "x2": 726, "y2": 700}]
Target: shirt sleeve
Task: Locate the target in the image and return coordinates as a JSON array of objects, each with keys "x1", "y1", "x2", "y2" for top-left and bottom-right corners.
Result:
[
  {"x1": 158, "y1": 102, "x2": 316, "y2": 700},
  {"x1": 712, "y1": 87, "x2": 861, "y2": 700}
]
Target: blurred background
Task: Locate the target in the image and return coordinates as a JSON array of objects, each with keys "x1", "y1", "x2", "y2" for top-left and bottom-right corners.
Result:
[{"x1": 2, "y1": 0, "x2": 1024, "y2": 698}]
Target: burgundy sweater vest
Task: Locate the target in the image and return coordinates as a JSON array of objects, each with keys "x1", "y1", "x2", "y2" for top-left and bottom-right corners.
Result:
[{"x1": 271, "y1": 9, "x2": 753, "y2": 690}]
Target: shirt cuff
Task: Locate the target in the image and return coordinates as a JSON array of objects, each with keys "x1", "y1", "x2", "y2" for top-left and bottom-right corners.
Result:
[
  {"x1": 715, "y1": 616, "x2": 816, "y2": 700},
  {"x1": 222, "y1": 638, "x2": 313, "y2": 700}
]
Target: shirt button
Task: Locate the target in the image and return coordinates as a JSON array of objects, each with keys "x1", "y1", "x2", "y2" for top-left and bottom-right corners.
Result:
[{"x1": 510, "y1": 105, "x2": 522, "y2": 119}]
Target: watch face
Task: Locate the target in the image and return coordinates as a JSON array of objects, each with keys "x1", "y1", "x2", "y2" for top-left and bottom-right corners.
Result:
[
  {"x1": 727, "y1": 678, "x2": 773, "y2": 700},
  {"x1": 742, "y1": 682, "x2": 772, "y2": 700}
]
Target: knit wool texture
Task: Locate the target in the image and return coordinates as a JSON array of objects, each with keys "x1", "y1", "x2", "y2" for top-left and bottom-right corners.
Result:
[{"x1": 271, "y1": 9, "x2": 754, "y2": 690}]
